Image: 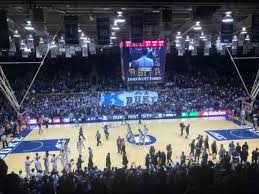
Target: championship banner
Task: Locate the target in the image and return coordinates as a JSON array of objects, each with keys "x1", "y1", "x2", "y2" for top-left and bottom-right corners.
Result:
[
  {"x1": 130, "y1": 16, "x2": 143, "y2": 43},
  {"x1": 100, "y1": 91, "x2": 158, "y2": 106},
  {"x1": 64, "y1": 16, "x2": 79, "y2": 45},
  {"x1": 251, "y1": 15, "x2": 259, "y2": 43},
  {"x1": 220, "y1": 22, "x2": 234, "y2": 44},
  {"x1": 241, "y1": 101, "x2": 253, "y2": 113},
  {"x1": 96, "y1": 17, "x2": 110, "y2": 45}
]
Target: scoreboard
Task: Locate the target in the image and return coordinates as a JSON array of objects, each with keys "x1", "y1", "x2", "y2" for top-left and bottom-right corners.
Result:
[{"x1": 120, "y1": 40, "x2": 166, "y2": 83}]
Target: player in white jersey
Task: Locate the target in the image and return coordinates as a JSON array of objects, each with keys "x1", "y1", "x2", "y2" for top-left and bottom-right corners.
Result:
[
  {"x1": 66, "y1": 159, "x2": 74, "y2": 173},
  {"x1": 59, "y1": 148, "x2": 66, "y2": 170},
  {"x1": 143, "y1": 125, "x2": 149, "y2": 145},
  {"x1": 138, "y1": 128, "x2": 144, "y2": 145},
  {"x1": 240, "y1": 110, "x2": 246, "y2": 125},
  {"x1": 77, "y1": 137, "x2": 85, "y2": 156},
  {"x1": 253, "y1": 114, "x2": 258, "y2": 129},
  {"x1": 64, "y1": 144, "x2": 71, "y2": 165},
  {"x1": 25, "y1": 156, "x2": 34, "y2": 178},
  {"x1": 43, "y1": 151, "x2": 50, "y2": 175},
  {"x1": 50, "y1": 154, "x2": 58, "y2": 172},
  {"x1": 34, "y1": 153, "x2": 42, "y2": 172},
  {"x1": 126, "y1": 124, "x2": 132, "y2": 139}
]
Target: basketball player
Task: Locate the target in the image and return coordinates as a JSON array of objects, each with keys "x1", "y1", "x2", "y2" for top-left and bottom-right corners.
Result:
[
  {"x1": 143, "y1": 125, "x2": 149, "y2": 145},
  {"x1": 60, "y1": 147, "x2": 66, "y2": 170},
  {"x1": 128, "y1": 129, "x2": 135, "y2": 143},
  {"x1": 96, "y1": 130, "x2": 101, "y2": 146},
  {"x1": 121, "y1": 111, "x2": 128, "y2": 125},
  {"x1": 77, "y1": 137, "x2": 85, "y2": 156},
  {"x1": 25, "y1": 156, "x2": 34, "y2": 178},
  {"x1": 180, "y1": 122, "x2": 185, "y2": 136},
  {"x1": 43, "y1": 151, "x2": 50, "y2": 174},
  {"x1": 138, "y1": 112, "x2": 142, "y2": 124},
  {"x1": 106, "y1": 153, "x2": 111, "y2": 169},
  {"x1": 240, "y1": 110, "x2": 246, "y2": 125},
  {"x1": 66, "y1": 159, "x2": 74, "y2": 173},
  {"x1": 37, "y1": 116, "x2": 43, "y2": 134},
  {"x1": 50, "y1": 154, "x2": 58, "y2": 172},
  {"x1": 126, "y1": 124, "x2": 132, "y2": 139},
  {"x1": 43, "y1": 115, "x2": 49, "y2": 129},
  {"x1": 211, "y1": 140, "x2": 217, "y2": 160},
  {"x1": 35, "y1": 153, "x2": 42, "y2": 172},
  {"x1": 103, "y1": 125, "x2": 109, "y2": 140},
  {"x1": 79, "y1": 126, "x2": 86, "y2": 140},
  {"x1": 121, "y1": 138, "x2": 126, "y2": 154},
  {"x1": 166, "y1": 144, "x2": 173, "y2": 163},
  {"x1": 185, "y1": 124, "x2": 190, "y2": 138},
  {"x1": 189, "y1": 139, "x2": 195, "y2": 156},
  {"x1": 117, "y1": 136, "x2": 122, "y2": 153},
  {"x1": 204, "y1": 135, "x2": 210, "y2": 154},
  {"x1": 64, "y1": 144, "x2": 71, "y2": 166},
  {"x1": 138, "y1": 128, "x2": 144, "y2": 145},
  {"x1": 253, "y1": 114, "x2": 258, "y2": 129}
]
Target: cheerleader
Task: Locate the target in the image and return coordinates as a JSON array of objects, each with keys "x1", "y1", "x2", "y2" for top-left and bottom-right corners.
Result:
[
  {"x1": 77, "y1": 137, "x2": 85, "y2": 156},
  {"x1": 25, "y1": 156, "x2": 34, "y2": 178}
]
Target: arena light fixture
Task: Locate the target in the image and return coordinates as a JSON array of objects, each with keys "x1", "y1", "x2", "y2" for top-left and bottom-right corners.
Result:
[
  {"x1": 13, "y1": 30, "x2": 21, "y2": 38},
  {"x1": 185, "y1": 35, "x2": 190, "y2": 42},
  {"x1": 39, "y1": 37, "x2": 44, "y2": 44},
  {"x1": 240, "y1": 27, "x2": 247, "y2": 34},
  {"x1": 80, "y1": 32, "x2": 87, "y2": 40},
  {"x1": 50, "y1": 41, "x2": 57, "y2": 48},
  {"x1": 176, "y1": 32, "x2": 182, "y2": 39},
  {"x1": 111, "y1": 22, "x2": 120, "y2": 30},
  {"x1": 199, "y1": 32, "x2": 206, "y2": 39},
  {"x1": 222, "y1": 11, "x2": 234, "y2": 23},
  {"x1": 193, "y1": 21, "x2": 202, "y2": 31},
  {"x1": 27, "y1": 34, "x2": 34, "y2": 41},
  {"x1": 245, "y1": 34, "x2": 250, "y2": 41},
  {"x1": 78, "y1": 25, "x2": 82, "y2": 33},
  {"x1": 24, "y1": 20, "x2": 34, "y2": 31},
  {"x1": 232, "y1": 35, "x2": 238, "y2": 42},
  {"x1": 115, "y1": 11, "x2": 125, "y2": 23}
]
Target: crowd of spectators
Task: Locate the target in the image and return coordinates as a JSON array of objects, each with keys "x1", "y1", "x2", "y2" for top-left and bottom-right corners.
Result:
[{"x1": 0, "y1": 138, "x2": 259, "y2": 194}]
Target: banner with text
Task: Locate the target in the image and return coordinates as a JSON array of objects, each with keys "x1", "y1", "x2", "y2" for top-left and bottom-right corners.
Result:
[{"x1": 100, "y1": 91, "x2": 158, "y2": 106}]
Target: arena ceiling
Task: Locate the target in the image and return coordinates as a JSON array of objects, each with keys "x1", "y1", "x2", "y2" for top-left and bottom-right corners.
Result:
[{"x1": 0, "y1": 0, "x2": 259, "y2": 44}]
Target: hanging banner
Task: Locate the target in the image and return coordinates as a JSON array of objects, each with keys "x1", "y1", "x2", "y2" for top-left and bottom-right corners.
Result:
[
  {"x1": 100, "y1": 91, "x2": 158, "y2": 106},
  {"x1": 97, "y1": 17, "x2": 110, "y2": 45},
  {"x1": 251, "y1": 15, "x2": 259, "y2": 44},
  {"x1": 64, "y1": 16, "x2": 79, "y2": 45},
  {"x1": 221, "y1": 22, "x2": 234, "y2": 44},
  {"x1": 131, "y1": 16, "x2": 143, "y2": 43}
]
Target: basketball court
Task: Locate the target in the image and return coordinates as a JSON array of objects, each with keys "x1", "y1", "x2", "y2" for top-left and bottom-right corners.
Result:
[{"x1": 1, "y1": 116, "x2": 259, "y2": 174}]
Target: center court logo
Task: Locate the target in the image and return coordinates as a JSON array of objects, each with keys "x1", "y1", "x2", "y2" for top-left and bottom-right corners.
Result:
[{"x1": 127, "y1": 134, "x2": 156, "y2": 145}]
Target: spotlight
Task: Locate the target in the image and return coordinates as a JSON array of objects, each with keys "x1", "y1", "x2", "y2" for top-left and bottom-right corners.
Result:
[
  {"x1": 13, "y1": 30, "x2": 21, "y2": 38},
  {"x1": 240, "y1": 27, "x2": 247, "y2": 34},
  {"x1": 193, "y1": 21, "x2": 202, "y2": 31},
  {"x1": 111, "y1": 22, "x2": 120, "y2": 30},
  {"x1": 185, "y1": 35, "x2": 190, "y2": 42},
  {"x1": 115, "y1": 11, "x2": 125, "y2": 23},
  {"x1": 233, "y1": 35, "x2": 238, "y2": 42},
  {"x1": 199, "y1": 32, "x2": 206, "y2": 39},
  {"x1": 27, "y1": 34, "x2": 34, "y2": 41},
  {"x1": 222, "y1": 11, "x2": 233, "y2": 23},
  {"x1": 24, "y1": 20, "x2": 34, "y2": 31},
  {"x1": 245, "y1": 34, "x2": 250, "y2": 41},
  {"x1": 176, "y1": 32, "x2": 182, "y2": 39}
]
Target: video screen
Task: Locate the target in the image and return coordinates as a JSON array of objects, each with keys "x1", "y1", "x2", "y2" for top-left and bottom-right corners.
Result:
[{"x1": 120, "y1": 40, "x2": 165, "y2": 83}]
